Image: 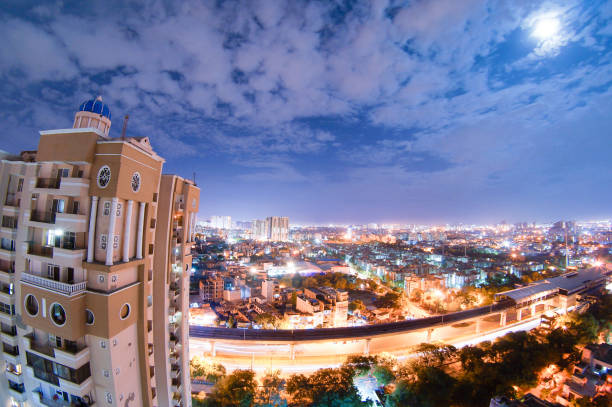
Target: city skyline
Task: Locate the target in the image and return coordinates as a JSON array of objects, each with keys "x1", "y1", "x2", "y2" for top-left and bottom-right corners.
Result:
[{"x1": 1, "y1": 1, "x2": 611, "y2": 224}]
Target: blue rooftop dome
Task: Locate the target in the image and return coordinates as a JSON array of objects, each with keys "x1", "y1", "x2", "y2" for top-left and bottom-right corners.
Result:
[{"x1": 78, "y1": 96, "x2": 111, "y2": 120}]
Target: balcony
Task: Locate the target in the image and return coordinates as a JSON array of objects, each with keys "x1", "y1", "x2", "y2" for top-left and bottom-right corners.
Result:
[
  {"x1": 171, "y1": 378, "x2": 182, "y2": 393},
  {"x1": 27, "y1": 243, "x2": 53, "y2": 258},
  {"x1": 21, "y1": 273, "x2": 86, "y2": 296},
  {"x1": 170, "y1": 364, "x2": 180, "y2": 379},
  {"x1": 30, "y1": 210, "x2": 56, "y2": 224},
  {"x1": 4, "y1": 193, "x2": 20, "y2": 208},
  {"x1": 35, "y1": 178, "x2": 60, "y2": 189}
]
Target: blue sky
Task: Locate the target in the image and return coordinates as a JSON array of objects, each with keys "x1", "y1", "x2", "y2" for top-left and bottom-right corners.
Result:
[{"x1": 1, "y1": 0, "x2": 611, "y2": 224}]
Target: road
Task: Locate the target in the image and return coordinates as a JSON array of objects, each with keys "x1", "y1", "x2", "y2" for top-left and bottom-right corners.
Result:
[{"x1": 189, "y1": 306, "x2": 538, "y2": 375}]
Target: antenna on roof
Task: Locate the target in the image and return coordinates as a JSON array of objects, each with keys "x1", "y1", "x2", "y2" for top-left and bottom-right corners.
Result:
[
  {"x1": 121, "y1": 115, "x2": 129, "y2": 140},
  {"x1": 193, "y1": 172, "x2": 197, "y2": 186}
]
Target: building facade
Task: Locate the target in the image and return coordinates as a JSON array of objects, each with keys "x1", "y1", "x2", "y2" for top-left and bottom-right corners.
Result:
[{"x1": 0, "y1": 98, "x2": 199, "y2": 407}]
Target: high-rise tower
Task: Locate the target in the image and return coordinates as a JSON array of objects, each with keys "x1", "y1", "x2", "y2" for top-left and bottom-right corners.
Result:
[{"x1": 0, "y1": 98, "x2": 199, "y2": 407}]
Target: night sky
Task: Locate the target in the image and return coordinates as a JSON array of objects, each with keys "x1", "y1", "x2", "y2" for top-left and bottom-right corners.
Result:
[{"x1": 1, "y1": 1, "x2": 611, "y2": 224}]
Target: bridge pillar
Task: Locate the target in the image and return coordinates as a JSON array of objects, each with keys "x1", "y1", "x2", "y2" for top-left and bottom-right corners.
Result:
[
  {"x1": 500, "y1": 311, "x2": 507, "y2": 327},
  {"x1": 290, "y1": 343, "x2": 295, "y2": 360},
  {"x1": 210, "y1": 341, "x2": 216, "y2": 357},
  {"x1": 363, "y1": 338, "x2": 371, "y2": 356},
  {"x1": 426, "y1": 328, "x2": 434, "y2": 343},
  {"x1": 475, "y1": 318, "x2": 481, "y2": 334}
]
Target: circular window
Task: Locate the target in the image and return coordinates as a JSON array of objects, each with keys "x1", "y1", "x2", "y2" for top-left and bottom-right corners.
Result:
[
  {"x1": 97, "y1": 165, "x2": 111, "y2": 188},
  {"x1": 131, "y1": 172, "x2": 141, "y2": 193},
  {"x1": 119, "y1": 303, "x2": 131, "y2": 320},
  {"x1": 85, "y1": 309, "x2": 95, "y2": 325},
  {"x1": 24, "y1": 294, "x2": 39, "y2": 316},
  {"x1": 50, "y1": 303, "x2": 67, "y2": 326}
]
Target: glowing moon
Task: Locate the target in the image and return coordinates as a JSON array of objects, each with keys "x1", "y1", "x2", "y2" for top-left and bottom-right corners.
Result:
[{"x1": 532, "y1": 17, "x2": 560, "y2": 39}]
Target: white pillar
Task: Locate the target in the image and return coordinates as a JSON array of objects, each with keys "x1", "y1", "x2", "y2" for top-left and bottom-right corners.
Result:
[
  {"x1": 136, "y1": 202, "x2": 145, "y2": 259},
  {"x1": 191, "y1": 213, "x2": 196, "y2": 241},
  {"x1": 105, "y1": 198, "x2": 118, "y2": 266},
  {"x1": 87, "y1": 196, "x2": 98, "y2": 263},
  {"x1": 122, "y1": 200, "x2": 134, "y2": 263}
]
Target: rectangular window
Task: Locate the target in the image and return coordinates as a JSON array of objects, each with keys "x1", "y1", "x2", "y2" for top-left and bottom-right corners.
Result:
[
  {"x1": 112, "y1": 235, "x2": 119, "y2": 249},
  {"x1": 116, "y1": 203, "x2": 122, "y2": 217},
  {"x1": 2, "y1": 216, "x2": 17, "y2": 229},
  {"x1": 103, "y1": 202, "x2": 110, "y2": 216},
  {"x1": 17, "y1": 178, "x2": 24, "y2": 192},
  {"x1": 100, "y1": 234, "x2": 107, "y2": 250}
]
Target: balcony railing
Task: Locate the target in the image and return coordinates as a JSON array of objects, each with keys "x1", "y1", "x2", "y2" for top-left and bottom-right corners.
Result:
[
  {"x1": 21, "y1": 273, "x2": 86, "y2": 296},
  {"x1": 4, "y1": 194, "x2": 19, "y2": 207},
  {"x1": 27, "y1": 244, "x2": 53, "y2": 258},
  {"x1": 35, "y1": 178, "x2": 61, "y2": 189},
  {"x1": 30, "y1": 210, "x2": 56, "y2": 224}
]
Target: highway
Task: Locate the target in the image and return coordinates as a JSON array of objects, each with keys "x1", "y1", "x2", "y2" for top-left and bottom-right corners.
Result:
[{"x1": 189, "y1": 299, "x2": 514, "y2": 341}]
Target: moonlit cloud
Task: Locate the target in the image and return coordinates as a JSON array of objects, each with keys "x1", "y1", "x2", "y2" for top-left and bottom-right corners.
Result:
[{"x1": 0, "y1": 0, "x2": 611, "y2": 223}]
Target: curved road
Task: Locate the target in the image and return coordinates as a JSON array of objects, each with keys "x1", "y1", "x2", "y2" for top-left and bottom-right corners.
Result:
[{"x1": 189, "y1": 299, "x2": 514, "y2": 341}]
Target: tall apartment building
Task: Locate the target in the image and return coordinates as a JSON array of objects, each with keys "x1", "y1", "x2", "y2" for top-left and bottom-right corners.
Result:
[
  {"x1": 251, "y1": 219, "x2": 267, "y2": 241},
  {"x1": 0, "y1": 97, "x2": 199, "y2": 407},
  {"x1": 266, "y1": 217, "x2": 289, "y2": 242},
  {"x1": 250, "y1": 217, "x2": 289, "y2": 241},
  {"x1": 152, "y1": 175, "x2": 199, "y2": 407},
  {"x1": 209, "y1": 216, "x2": 231, "y2": 230}
]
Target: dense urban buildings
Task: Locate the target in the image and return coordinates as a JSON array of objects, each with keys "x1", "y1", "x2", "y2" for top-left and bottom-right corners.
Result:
[{"x1": 0, "y1": 98, "x2": 199, "y2": 407}]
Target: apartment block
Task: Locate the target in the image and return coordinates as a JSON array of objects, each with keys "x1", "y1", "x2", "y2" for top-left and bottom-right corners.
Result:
[{"x1": 0, "y1": 97, "x2": 199, "y2": 407}]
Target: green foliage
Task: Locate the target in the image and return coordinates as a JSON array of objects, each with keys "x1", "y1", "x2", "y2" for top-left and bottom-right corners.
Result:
[
  {"x1": 206, "y1": 369, "x2": 257, "y2": 407},
  {"x1": 374, "y1": 291, "x2": 401, "y2": 309},
  {"x1": 348, "y1": 299, "x2": 365, "y2": 312},
  {"x1": 342, "y1": 355, "x2": 377, "y2": 377},
  {"x1": 256, "y1": 370, "x2": 286, "y2": 407},
  {"x1": 190, "y1": 356, "x2": 226, "y2": 383},
  {"x1": 254, "y1": 313, "x2": 282, "y2": 329},
  {"x1": 286, "y1": 367, "x2": 362, "y2": 407}
]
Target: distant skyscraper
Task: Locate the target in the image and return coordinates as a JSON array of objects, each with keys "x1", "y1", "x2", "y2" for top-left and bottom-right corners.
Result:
[
  {"x1": 210, "y1": 215, "x2": 231, "y2": 229},
  {"x1": 267, "y1": 216, "x2": 289, "y2": 242},
  {"x1": 252, "y1": 219, "x2": 268, "y2": 241}
]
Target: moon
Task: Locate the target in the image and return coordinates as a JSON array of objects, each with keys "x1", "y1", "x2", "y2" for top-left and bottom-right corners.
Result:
[{"x1": 532, "y1": 17, "x2": 560, "y2": 39}]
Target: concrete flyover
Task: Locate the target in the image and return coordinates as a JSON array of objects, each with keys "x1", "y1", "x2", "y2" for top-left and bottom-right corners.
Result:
[{"x1": 189, "y1": 268, "x2": 610, "y2": 373}]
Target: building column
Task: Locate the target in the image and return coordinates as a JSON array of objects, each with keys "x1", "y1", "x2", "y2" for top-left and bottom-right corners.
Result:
[
  {"x1": 87, "y1": 196, "x2": 98, "y2": 263},
  {"x1": 363, "y1": 338, "x2": 371, "y2": 356},
  {"x1": 136, "y1": 202, "x2": 145, "y2": 259},
  {"x1": 500, "y1": 311, "x2": 507, "y2": 327},
  {"x1": 105, "y1": 197, "x2": 118, "y2": 266},
  {"x1": 122, "y1": 200, "x2": 134, "y2": 262},
  {"x1": 191, "y1": 213, "x2": 196, "y2": 241}
]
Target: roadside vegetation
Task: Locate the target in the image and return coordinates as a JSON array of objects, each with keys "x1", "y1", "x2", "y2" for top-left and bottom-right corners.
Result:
[{"x1": 192, "y1": 294, "x2": 612, "y2": 407}]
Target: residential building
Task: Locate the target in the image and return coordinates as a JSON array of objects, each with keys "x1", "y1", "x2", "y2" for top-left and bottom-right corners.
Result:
[
  {"x1": 267, "y1": 216, "x2": 289, "y2": 242},
  {"x1": 210, "y1": 216, "x2": 231, "y2": 230},
  {"x1": 0, "y1": 97, "x2": 199, "y2": 407},
  {"x1": 261, "y1": 279, "x2": 279, "y2": 302},
  {"x1": 152, "y1": 174, "x2": 199, "y2": 407}
]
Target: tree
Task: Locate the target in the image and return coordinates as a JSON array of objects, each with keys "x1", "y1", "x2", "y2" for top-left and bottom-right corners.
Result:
[
  {"x1": 286, "y1": 374, "x2": 311, "y2": 406},
  {"x1": 343, "y1": 355, "x2": 376, "y2": 377},
  {"x1": 190, "y1": 356, "x2": 226, "y2": 383},
  {"x1": 256, "y1": 370, "x2": 286, "y2": 407},
  {"x1": 375, "y1": 292, "x2": 401, "y2": 309},
  {"x1": 348, "y1": 300, "x2": 365, "y2": 313},
  {"x1": 210, "y1": 369, "x2": 256, "y2": 407}
]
